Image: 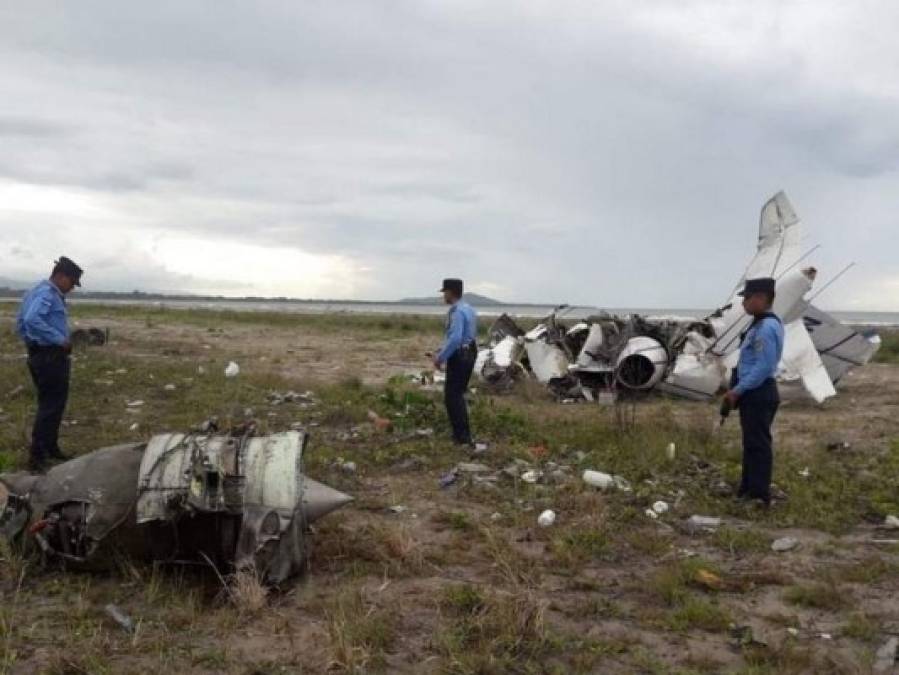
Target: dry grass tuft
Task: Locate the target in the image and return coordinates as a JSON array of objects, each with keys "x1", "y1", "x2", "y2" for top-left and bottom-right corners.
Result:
[
  {"x1": 229, "y1": 566, "x2": 269, "y2": 615},
  {"x1": 325, "y1": 586, "x2": 396, "y2": 673}
]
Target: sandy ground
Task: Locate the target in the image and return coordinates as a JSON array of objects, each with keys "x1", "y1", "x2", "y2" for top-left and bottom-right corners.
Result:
[{"x1": 2, "y1": 308, "x2": 899, "y2": 674}]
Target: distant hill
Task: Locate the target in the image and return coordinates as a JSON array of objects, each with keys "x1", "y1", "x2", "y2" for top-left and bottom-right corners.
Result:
[{"x1": 399, "y1": 292, "x2": 504, "y2": 306}]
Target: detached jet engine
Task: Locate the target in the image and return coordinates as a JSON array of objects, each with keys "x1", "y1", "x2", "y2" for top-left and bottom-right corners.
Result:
[{"x1": 0, "y1": 430, "x2": 351, "y2": 585}]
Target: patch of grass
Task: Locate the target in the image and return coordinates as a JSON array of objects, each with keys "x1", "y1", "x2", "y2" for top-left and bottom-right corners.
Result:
[
  {"x1": 549, "y1": 529, "x2": 611, "y2": 568},
  {"x1": 434, "y1": 586, "x2": 549, "y2": 673},
  {"x1": 433, "y1": 510, "x2": 474, "y2": 532},
  {"x1": 647, "y1": 558, "x2": 721, "y2": 607},
  {"x1": 783, "y1": 582, "x2": 850, "y2": 611},
  {"x1": 441, "y1": 585, "x2": 486, "y2": 615},
  {"x1": 314, "y1": 521, "x2": 424, "y2": 577},
  {"x1": 711, "y1": 527, "x2": 771, "y2": 555},
  {"x1": 326, "y1": 587, "x2": 397, "y2": 673},
  {"x1": 873, "y1": 329, "x2": 899, "y2": 364},
  {"x1": 738, "y1": 640, "x2": 816, "y2": 674},
  {"x1": 227, "y1": 566, "x2": 268, "y2": 615},
  {"x1": 830, "y1": 556, "x2": 898, "y2": 584},
  {"x1": 665, "y1": 596, "x2": 732, "y2": 633},
  {"x1": 841, "y1": 612, "x2": 880, "y2": 642}
]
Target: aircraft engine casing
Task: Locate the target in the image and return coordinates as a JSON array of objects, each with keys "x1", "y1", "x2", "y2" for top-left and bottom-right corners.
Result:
[{"x1": 615, "y1": 336, "x2": 669, "y2": 390}]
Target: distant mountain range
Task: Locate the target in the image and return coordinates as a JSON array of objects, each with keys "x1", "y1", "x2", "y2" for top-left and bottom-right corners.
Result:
[{"x1": 0, "y1": 282, "x2": 506, "y2": 306}]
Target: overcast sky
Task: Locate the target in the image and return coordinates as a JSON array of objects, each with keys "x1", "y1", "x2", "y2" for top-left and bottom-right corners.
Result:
[{"x1": 1, "y1": 1, "x2": 898, "y2": 310}]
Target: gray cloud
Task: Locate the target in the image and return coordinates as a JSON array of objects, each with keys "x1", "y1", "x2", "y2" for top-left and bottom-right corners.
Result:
[{"x1": 1, "y1": 1, "x2": 897, "y2": 309}]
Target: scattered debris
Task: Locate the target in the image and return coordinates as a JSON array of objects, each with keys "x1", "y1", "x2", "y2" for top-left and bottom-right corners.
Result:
[
  {"x1": 415, "y1": 428, "x2": 435, "y2": 437},
  {"x1": 456, "y1": 462, "x2": 491, "y2": 474},
  {"x1": 197, "y1": 365, "x2": 206, "y2": 375},
  {"x1": 163, "y1": 383, "x2": 177, "y2": 391},
  {"x1": 693, "y1": 569, "x2": 724, "y2": 591},
  {"x1": 490, "y1": 512, "x2": 502, "y2": 521},
  {"x1": 336, "y1": 459, "x2": 357, "y2": 474},
  {"x1": 470, "y1": 194, "x2": 880, "y2": 405},
  {"x1": 582, "y1": 469, "x2": 631, "y2": 492},
  {"x1": 798, "y1": 466, "x2": 810, "y2": 478},
  {"x1": 366, "y1": 410, "x2": 393, "y2": 432},
  {"x1": 874, "y1": 636, "x2": 899, "y2": 673},
  {"x1": 652, "y1": 500, "x2": 669, "y2": 515},
  {"x1": 129, "y1": 423, "x2": 139, "y2": 432},
  {"x1": 786, "y1": 627, "x2": 799, "y2": 637},
  {"x1": 104, "y1": 604, "x2": 135, "y2": 633},
  {"x1": 439, "y1": 470, "x2": 459, "y2": 489},
  {"x1": 199, "y1": 417, "x2": 219, "y2": 433},
  {"x1": 520, "y1": 469, "x2": 542, "y2": 484},
  {"x1": 686, "y1": 515, "x2": 722, "y2": 534},
  {"x1": 71, "y1": 327, "x2": 109, "y2": 347},
  {"x1": 537, "y1": 510, "x2": 556, "y2": 527},
  {"x1": 126, "y1": 400, "x2": 144, "y2": 408},
  {"x1": 772, "y1": 536, "x2": 799, "y2": 552},
  {"x1": 224, "y1": 361, "x2": 240, "y2": 378},
  {"x1": 729, "y1": 624, "x2": 767, "y2": 648},
  {"x1": 388, "y1": 505, "x2": 407, "y2": 515},
  {"x1": 884, "y1": 515, "x2": 899, "y2": 530},
  {"x1": 665, "y1": 442, "x2": 676, "y2": 461},
  {"x1": 826, "y1": 439, "x2": 852, "y2": 451}
]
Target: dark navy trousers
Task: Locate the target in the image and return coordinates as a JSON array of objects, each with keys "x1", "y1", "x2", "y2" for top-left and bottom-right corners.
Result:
[
  {"x1": 27, "y1": 348, "x2": 71, "y2": 464},
  {"x1": 737, "y1": 378, "x2": 780, "y2": 501},
  {"x1": 444, "y1": 347, "x2": 476, "y2": 444}
]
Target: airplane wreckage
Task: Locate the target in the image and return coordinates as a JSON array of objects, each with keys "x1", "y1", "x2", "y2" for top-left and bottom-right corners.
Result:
[
  {"x1": 475, "y1": 192, "x2": 881, "y2": 404},
  {"x1": 0, "y1": 430, "x2": 352, "y2": 584}
]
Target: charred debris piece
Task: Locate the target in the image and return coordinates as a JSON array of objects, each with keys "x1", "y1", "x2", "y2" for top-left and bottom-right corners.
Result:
[{"x1": 0, "y1": 429, "x2": 352, "y2": 585}]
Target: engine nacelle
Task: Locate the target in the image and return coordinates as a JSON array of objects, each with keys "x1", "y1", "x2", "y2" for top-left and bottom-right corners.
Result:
[{"x1": 616, "y1": 336, "x2": 669, "y2": 390}]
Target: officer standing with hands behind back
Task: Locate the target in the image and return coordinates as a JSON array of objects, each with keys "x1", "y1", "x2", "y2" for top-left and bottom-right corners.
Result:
[
  {"x1": 16, "y1": 256, "x2": 84, "y2": 473},
  {"x1": 433, "y1": 278, "x2": 478, "y2": 446},
  {"x1": 722, "y1": 277, "x2": 785, "y2": 508}
]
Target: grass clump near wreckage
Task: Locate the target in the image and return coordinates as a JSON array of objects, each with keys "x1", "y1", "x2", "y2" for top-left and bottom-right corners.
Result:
[{"x1": 1, "y1": 303, "x2": 899, "y2": 672}]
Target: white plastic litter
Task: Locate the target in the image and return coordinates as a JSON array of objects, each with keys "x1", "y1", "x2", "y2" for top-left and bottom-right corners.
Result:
[
  {"x1": 224, "y1": 361, "x2": 240, "y2": 378},
  {"x1": 686, "y1": 515, "x2": 722, "y2": 533},
  {"x1": 537, "y1": 510, "x2": 556, "y2": 527},
  {"x1": 665, "y1": 442, "x2": 676, "y2": 461},
  {"x1": 772, "y1": 536, "x2": 799, "y2": 552},
  {"x1": 582, "y1": 470, "x2": 631, "y2": 492},
  {"x1": 652, "y1": 501, "x2": 669, "y2": 514},
  {"x1": 521, "y1": 470, "x2": 541, "y2": 484},
  {"x1": 884, "y1": 515, "x2": 899, "y2": 529}
]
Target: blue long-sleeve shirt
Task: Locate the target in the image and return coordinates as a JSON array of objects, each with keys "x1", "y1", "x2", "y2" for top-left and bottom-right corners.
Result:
[
  {"x1": 733, "y1": 314, "x2": 784, "y2": 396},
  {"x1": 16, "y1": 280, "x2": 70, "y2": 347},
  {"x1": 436, "y1": 300, "x2": 478, "y2": 364}
]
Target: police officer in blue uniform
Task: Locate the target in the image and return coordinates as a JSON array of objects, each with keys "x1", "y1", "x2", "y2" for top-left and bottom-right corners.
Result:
[
  {"x1": 723, "y1": 277, "x2": 785, "y2": 507},
  {"x1": 16, "y1": 256, "x2": 84, "y2": 472},
  {"x1": 433, "y1": 279, "x2": 479, "y2": 446}
]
